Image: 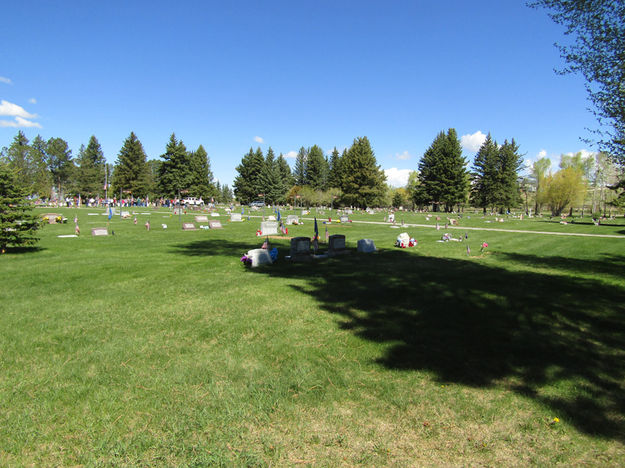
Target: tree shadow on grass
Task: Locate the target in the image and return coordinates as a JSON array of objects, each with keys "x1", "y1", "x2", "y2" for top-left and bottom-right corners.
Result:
[
  {"x1": 174, "y1": 239, "x2": 625, "y2": 440},
  {"x1": 4, "y1": 246, "x2": 46, "y2": 255},
  {"x1": 498, "y1": 252, "x2": 625, "y2": 280}
]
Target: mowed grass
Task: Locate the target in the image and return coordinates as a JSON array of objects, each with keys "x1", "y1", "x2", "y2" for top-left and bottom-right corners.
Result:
[{"x1": 1, "y1": 206, "x2": 624, "y2": 466}]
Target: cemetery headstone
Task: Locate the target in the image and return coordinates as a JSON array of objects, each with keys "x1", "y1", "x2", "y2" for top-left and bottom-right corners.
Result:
[
  {"x1": 208, "y1": 220, "x2": 223, "y2": 229},
  {"x1": 43, "y1": 213, "x2": 61, "y2": 224},
  {"x1": 328, "y1": 234, "x2": 349, "y2": 256},
  {"x1": 286, "y1": 215, "x2": 299, "y2": 225},
  {"x1": 245, "y1": 248, "x2": 274, "y2": 267},
  {"x1": 340, "y1": 215, "x2": 349, "y2": 223},
  {"x1": 182, "y1": 223, "x2": 197, "y2": 231},
  {"x1": 230, "y1": 212, "x2": 243, "y2": 222},
  {"x1": 211, "y1": 212, "x2": 220, "y2": 217},
  {"x1": 260, "y1": 221, "x2": 278, "y2": 236},
  {"x1": 195, "y1": 215, "x2": 209, "y2": 223},
  {"x1": 91, "y1": 227, "x2": 108, "y2": 236},
  {"x1": 289, "y1": 236, "x2": 312, "y2": 261},
  {"x1": 357, "y1": 239, "x2": 376, "y2": 253}
]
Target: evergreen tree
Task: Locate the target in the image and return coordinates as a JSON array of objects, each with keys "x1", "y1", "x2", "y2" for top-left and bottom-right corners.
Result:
[
  {"x1": 471, "y1": 133, "x2": 499, "y2": 213},
  {"x1": 75, "y1": 135, "x2": 106, "y2": 197},
  {"x1": 233, "y1": 147, "x2": 264, "y2": 204},
  {"x1": 3, "y1": 132, "x2": 41, "y2": 194},
  {"x1": 306, "y1": 145, "x2": 327, "y2": 189},
  {"x1": 417, "y1": 129, "x2": 469, "y2": 212},
  {"x1": 221, "y1": 184, "x2": 234, "y2": 203},
  {"x1": 294, "y1": 147, "x2": 307, "y2": 186},
  {"x1": 188, "y1": 145, "x2": 216, "y2": 200},
  {"x1": 494, "y1": 139, "x2": 523, "y2": 212},
  {"x1": 158, "y1": 133, "x2": 190, "y2": 197},
  {"x1": 276, "y1": 153, "x2": 294, "y2": 202},
  {"x1": 258, "y1": 147, "x2": 283, "y2": 204},
  {"x1": 340, "y1": 136, "x2": 387, "y2": 208},
  {"x1": 113, "y1": 132, "x2": 150, "y2": 197},
  {"x1": 28, "y1": 135, "x2": 52, "y2": 198},
  {"x1": 46, "y1": 137, "x2": 74, "y2": 198},
  {"x1": 327, "y1": 147, "x2": 343, "y2": 189},
  {"x1": 0, "y1": 163, "x2": 41, "y2": 253}
]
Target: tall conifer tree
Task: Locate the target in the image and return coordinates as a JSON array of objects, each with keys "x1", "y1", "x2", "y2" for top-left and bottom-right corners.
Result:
[
  {"x1": 341, "y1": 136, "x2": 386, "y2": 208},
  {"x1": 113, "y1": 132, "x2": 149, "y2": 197}
]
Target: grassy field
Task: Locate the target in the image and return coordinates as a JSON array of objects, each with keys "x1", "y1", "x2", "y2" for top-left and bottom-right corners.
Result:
[{"x1": 1, "y1": 206, "x2": 624, "y2": 466}]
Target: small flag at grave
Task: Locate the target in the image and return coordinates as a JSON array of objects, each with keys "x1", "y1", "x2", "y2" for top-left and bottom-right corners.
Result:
[
  {"x1": 108, "y1": 206, "x2": 113, "y2": 220},
  {"x1": 325, "y1": 226, "x2": 329, "y2": 242},
  {"x1": 466, "y1": 245, "x2": 471, "y2": 256}
]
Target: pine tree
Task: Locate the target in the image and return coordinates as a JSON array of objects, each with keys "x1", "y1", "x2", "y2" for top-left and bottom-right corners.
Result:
[
  {"x1": 276, "y1": 153, "x2": 294, "y2": 202},
  {"x1": 28, "y1": 135, "x2": 51, "y2": 198},
  {"x1": 75, "y1": 135, "x2": 106, "y2": 197},
  {"x1": 306, "y1": 145, "x2": 327, "y2": 189},
  {"x1": 113, "y1": 132, "x2": 150, "y2": 197},
  {"x1": 340, "y1": 136, "x2": 387, "y2": 208},
  {"x1": 258, "y1": 147, "x2": 283, "y2": 204},
  {"x1": 494, "y1": 139, "x2": 523, "y2": 213},
  {"x1": 471, "y1": 133, "x2": 499, "y2": 213},
  {"x1": 46, "y1": 137, "x2": 74, "y2": 198},
  {"x1": 158, "y1": 133, "x2": 191, "y2": 197},
  {"x1": 188, "y1": 145, "x2": 216, "y2": 200},
  {"x1": 327, "y1": 147, "x2": 343, "y2": 189},
  {"x1": 0, "y1": 163, "x2": 41, "y2": 253},
  {"x1": 294, "y1": 147, "x2": 307, "y2": 186},
  {"x1": 3, "y1": 132, "x2": 35, "y2": 191},
  {"x1": 417, "y1": 129, "x2": 469, "y2": 212},
  {"x1": 233, "y1": 147, "x2": 265, "y2": 204}
]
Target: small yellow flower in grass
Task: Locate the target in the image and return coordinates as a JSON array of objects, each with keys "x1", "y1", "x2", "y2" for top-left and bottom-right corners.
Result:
[{"x1": 553, "y1": 417, "x2": 560, "y2": 423}]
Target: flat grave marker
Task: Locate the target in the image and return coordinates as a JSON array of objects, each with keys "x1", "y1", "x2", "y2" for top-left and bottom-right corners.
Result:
[
  {"x1": 208, "y1": 220, "x2": 223, "y2": 229},
  {"x1": 230, "y1": 212, "x2": 243, "y2": 222},
  {"x1": 195, "y1": 215, "x2": 209, "y2": 223},
  {"x1": 91, "y1": 227, "x2": 108, "y2": 236},
  {"x1": 182, "y1": 223, "x2": 197, "y2": 231}
]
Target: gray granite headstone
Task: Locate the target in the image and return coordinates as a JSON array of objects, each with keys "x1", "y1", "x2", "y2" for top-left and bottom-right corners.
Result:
[
  {"x1": 208, "y1": 220, "x2": 223, "y2": 229},
  {"x1": 182, "y1": 223, "x2": 197, "y2": 231}
]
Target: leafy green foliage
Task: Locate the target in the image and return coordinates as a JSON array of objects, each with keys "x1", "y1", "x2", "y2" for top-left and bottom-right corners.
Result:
[
  {"x1": 531, "y1": 0, "x2": 625, "y2": 161},
  {"x1": 0, "y1": 163, "x2": 40, "y2": 252}
]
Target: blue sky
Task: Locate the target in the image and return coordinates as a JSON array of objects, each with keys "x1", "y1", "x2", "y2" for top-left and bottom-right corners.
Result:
[{"x1": 1, "y1": 0, "x2": 595, "y2": 187}]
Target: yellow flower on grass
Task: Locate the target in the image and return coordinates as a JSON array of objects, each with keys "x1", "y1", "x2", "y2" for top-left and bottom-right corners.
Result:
[{"x1": 553, "y1": 417, "x2": 560, "y2": 423}]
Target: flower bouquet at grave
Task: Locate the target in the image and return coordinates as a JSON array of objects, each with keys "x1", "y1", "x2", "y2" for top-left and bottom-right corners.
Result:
[{"x1": 480, "y1": 242, "x2": 488, "y2": 253}]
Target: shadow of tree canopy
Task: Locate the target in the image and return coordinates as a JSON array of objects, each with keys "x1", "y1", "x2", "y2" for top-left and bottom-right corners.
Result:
[
  {"x1": 174, "y1": 239, "x2": 625, "y2": 441},
  {"x1": 499, "y1": 252, "x2": 625, "y2": 280}
]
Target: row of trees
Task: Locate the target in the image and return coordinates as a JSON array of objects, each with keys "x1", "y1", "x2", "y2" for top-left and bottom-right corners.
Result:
[
  {"x1": 233, "y1": 137, "x2": 387, "y2": 208},
  {"x1": 0, "y1": 131, "x2": 235, "y2": 203}
]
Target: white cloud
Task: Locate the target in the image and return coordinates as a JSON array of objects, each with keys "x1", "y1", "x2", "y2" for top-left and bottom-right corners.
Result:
[
  {"x1": 0, "y1": 76, "x2": 12, "y2": 85},
  {"x1": 384, "y1": 168, "x2": 413, "y2": 188},
  {"x1": 564, "y1": 149, "x2": 595, "y2": 159},
  {"x1": 460, "y1": 130, "x2": 487, "y2": 153},
  {"x1": 395, "y1": 151, "x2": 412, "y2": 161},
  {"x1": 28, "y1": 98, "x2": 37, "y2": 104},
  {"x1": 285, "y1": 150, "x2": 298, "y2": 159},
  {"x1": 254, "y1": 136, "x2": 264, "y2": 143},
  {"x1": 0, "y1": 100, "x2": 38, "y2": 119},
  {"x1": 0, "y1": 116, "x2": 42, "y2": 128},
  {"x1": 538, "y1": 149, "x2": 548, "y2": 158}
]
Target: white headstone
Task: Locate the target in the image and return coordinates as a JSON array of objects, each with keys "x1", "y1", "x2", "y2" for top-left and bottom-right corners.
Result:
[
  {"x1": 230, "y1": 212, "x2": 243, "y2": 222},
  {"x1": 260, "y1": 221, "x2": 278, "y2": 236},
  {"x1": 91, "y1": 228, "x2": 108, "y2": 236},
  {"x1": 246, "y1": 248, "x2": 273, "y2": 267},
  {"x1": 195, "y1": 215, "x2": 209, "y2": 223},
  {"x1": 267, "y1": 215, "x2": 276, "y2": 221},
  {"x1": 182, "y1": 223, "x2": 197, "y2": 231},
  {"x1": 208, "y1": 220, "x2": 223, "y2": 229},
  {"x1": 357, "y1": 239, "x2": 376, "y2": 253},
  {"x1": 286, "y1": 215, "x2": 299, "y2": 225},
  {"x1": 340, "y1": 215, "x2": 349, "y2": 223},
  {"x1": 211, "y1": 212, "x2": 220, "y2": 217}
]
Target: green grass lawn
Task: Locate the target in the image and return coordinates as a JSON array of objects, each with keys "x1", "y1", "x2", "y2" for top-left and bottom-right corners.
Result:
[{"x1": 1, "y1": 206, "x2": 624, "y2": 466}]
